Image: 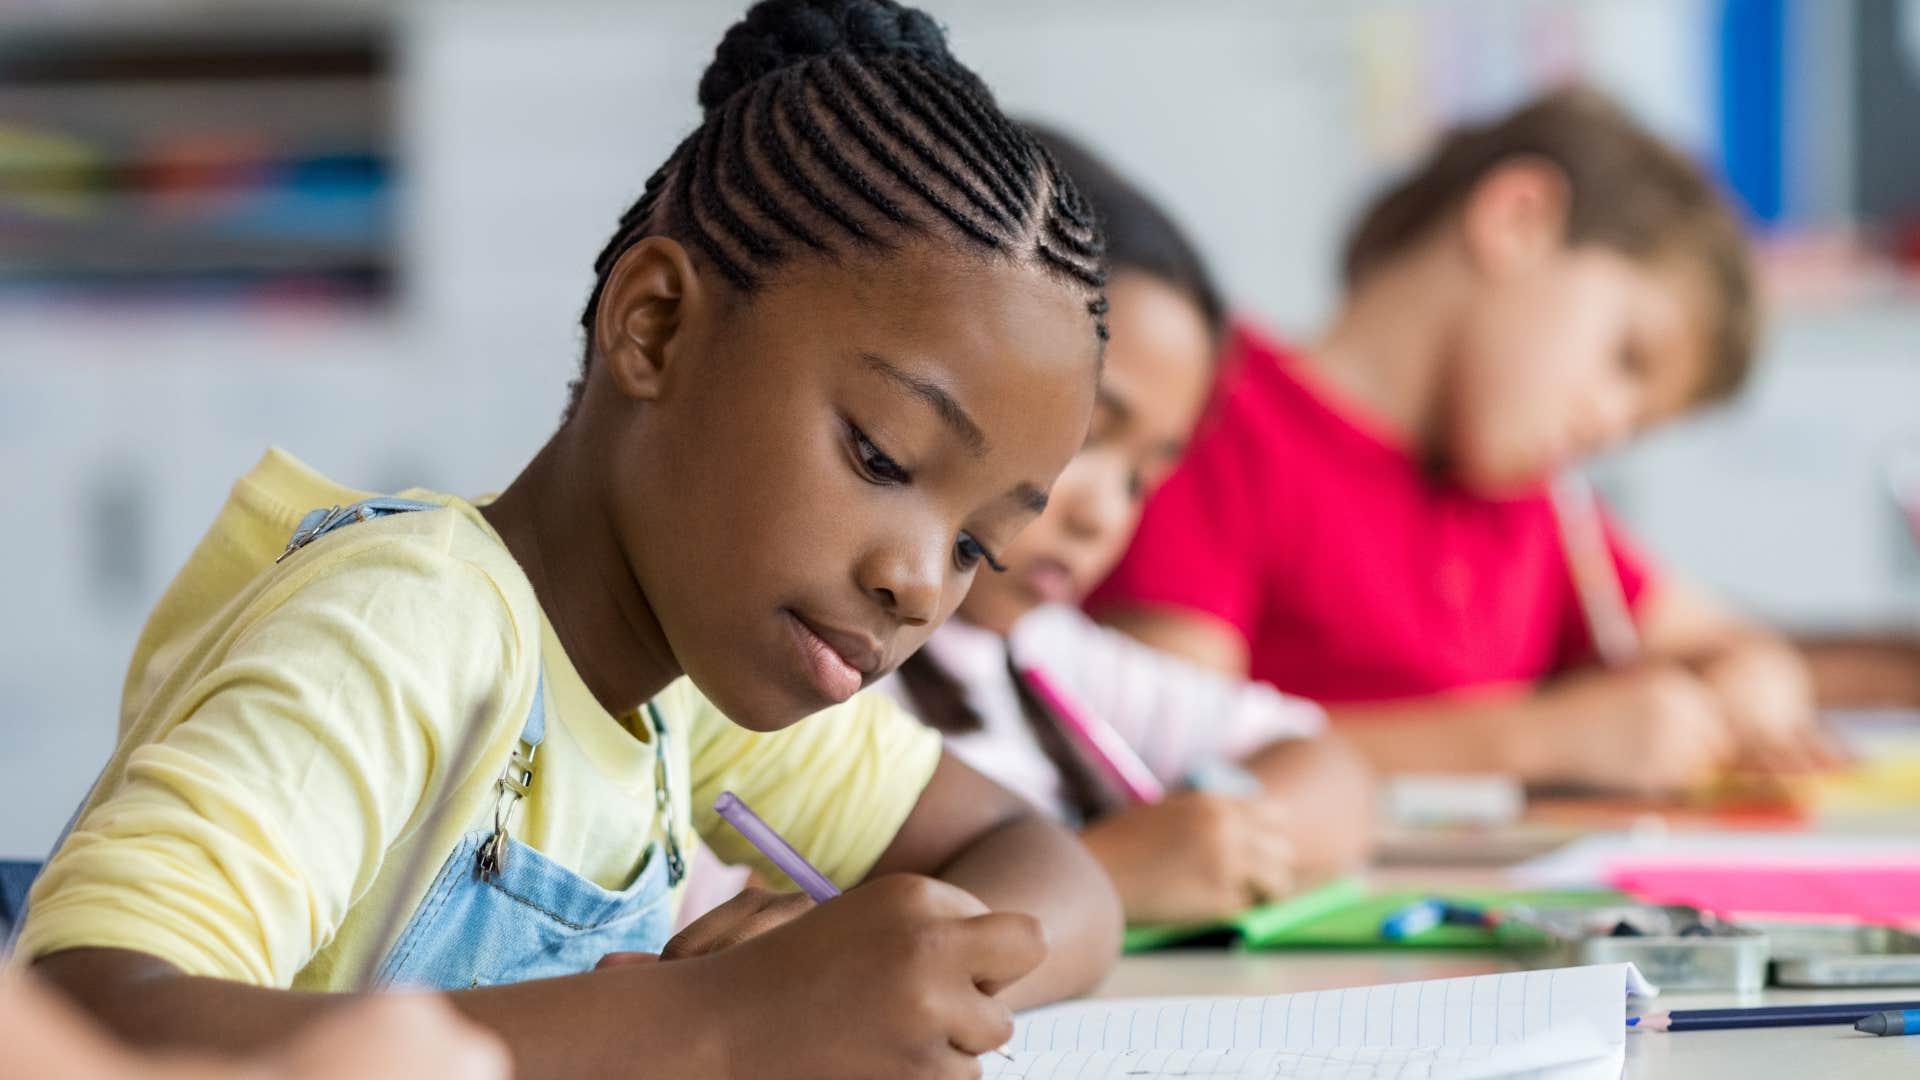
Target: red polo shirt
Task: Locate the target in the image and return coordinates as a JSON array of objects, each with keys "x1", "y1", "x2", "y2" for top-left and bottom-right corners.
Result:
[{"x1": 1087, "y1": 322, "x2": 1653, "y2": 705}]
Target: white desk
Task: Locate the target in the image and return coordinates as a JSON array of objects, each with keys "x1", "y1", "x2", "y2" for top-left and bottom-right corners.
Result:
[{"x1": 1096, "y1": 951, "x2": 1920, "y2": 1079}]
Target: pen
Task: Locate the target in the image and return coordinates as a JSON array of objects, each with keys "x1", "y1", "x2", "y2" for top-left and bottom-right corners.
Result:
[
  {"x1": 1856, "y1": 1009, "x2": 1920, "y2": 1036},
  {"x1": 1380, "y1": 898, "x2": 1447, "y2": 940}
]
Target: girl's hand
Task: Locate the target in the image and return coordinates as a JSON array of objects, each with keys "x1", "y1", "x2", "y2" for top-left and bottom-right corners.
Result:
[
  {"x1": 1533, "y1": 665, "x2": 1737, "y2": 794},
  {"x1": 662, "y1": 887, "x2": 816, "y2": 960},
  {"x1": 690, "y1": 873, "x2": 1043, "y2": 1080},
  {"x1": 1079, "y1": 791, "x2": 1294, "y2": 924}
]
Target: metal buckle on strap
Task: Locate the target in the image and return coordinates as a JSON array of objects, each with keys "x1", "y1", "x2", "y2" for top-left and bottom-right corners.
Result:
[
  {"x1": 477, "y1": 741, "x2": 537, "y2": 879},
  {"x1": 646, "y1": 705, "x2": 685, "y2": 886},
  {"x1": 277, "y1": 505, "x2": 347, "y2": 563}
]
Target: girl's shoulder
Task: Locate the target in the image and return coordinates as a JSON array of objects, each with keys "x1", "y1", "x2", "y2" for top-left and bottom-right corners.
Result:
[{"x1": 124, "y1": 451, "x2": 541, "y2": 729}]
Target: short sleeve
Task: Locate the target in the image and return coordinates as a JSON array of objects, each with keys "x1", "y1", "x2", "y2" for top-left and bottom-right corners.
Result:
[
  {"x1": 685, "y1": 690, "x2": 941, "y2": 891},
  {"x1": 1010, "y1": 605, "x2": 1323, "y2": 786},
  {"x1": 19, "y1": 540, "x2": 523, "y2": 984},
  {"x1": 1084, "y1": 408, "x2": 1270, "y2": 645}
]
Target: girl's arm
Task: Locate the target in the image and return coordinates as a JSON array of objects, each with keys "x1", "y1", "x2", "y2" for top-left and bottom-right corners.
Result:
[
  {"x1": 33, "y1": 946, "x2": 727, "y2": 1077},
  {"x1": 38, "y1": 867, "x2": 1041, "y2": 1080},
  {"x1": 862, "y1": 752, "x2": 1123, "y2": 1010}
]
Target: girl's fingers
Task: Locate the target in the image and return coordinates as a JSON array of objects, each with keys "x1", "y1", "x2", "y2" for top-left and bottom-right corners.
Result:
[
  {"x1": 947, "y1": 994, "x2": 1017, "y2": 1057},
  {"x1": 960, "y1": 912, "x2": 1047, "y2": 996},
  {"x1": 593, "y1": 951, "x2": 660, "y2": 969}
]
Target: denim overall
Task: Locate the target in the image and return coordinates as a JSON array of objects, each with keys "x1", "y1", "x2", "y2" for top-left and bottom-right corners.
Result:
[{"x1": 6, "y1": 497, "x2": 686, "y2": 991}]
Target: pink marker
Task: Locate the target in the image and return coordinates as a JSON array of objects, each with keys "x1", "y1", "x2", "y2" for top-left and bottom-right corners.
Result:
[{"x1": 1019, "y1": 666, "x2": 1165, "y2": 803}]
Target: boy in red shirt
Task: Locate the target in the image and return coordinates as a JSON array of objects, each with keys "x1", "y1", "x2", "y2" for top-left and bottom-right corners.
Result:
[{"x1": 1090, "y1": 89, "x2": 1821, "y2": 795}]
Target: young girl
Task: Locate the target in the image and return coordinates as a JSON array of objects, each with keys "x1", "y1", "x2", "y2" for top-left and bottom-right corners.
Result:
[
  {"x1": 1091, "y1": 89, "x2": 1822, "y2": 796},
  {"x1": 888, "y1": 127, "x2": 1373, "y2": 927},
  {"x1": 17, "y1": 2, "x2": 1123, "y2": 1074}
]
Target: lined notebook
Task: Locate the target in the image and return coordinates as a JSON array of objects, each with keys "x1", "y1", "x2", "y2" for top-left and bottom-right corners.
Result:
[{"x1": 984, "y1": 963, "x2": 1653, "y2": 1080}]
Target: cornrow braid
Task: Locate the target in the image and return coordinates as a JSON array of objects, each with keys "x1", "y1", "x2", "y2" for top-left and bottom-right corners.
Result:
[
  {"x1": 570, "y1": 0, "x2": 1107, "y2": 419},
  {"x1": 867, "y1": 62, "x2": 1028, "y2": 226}
]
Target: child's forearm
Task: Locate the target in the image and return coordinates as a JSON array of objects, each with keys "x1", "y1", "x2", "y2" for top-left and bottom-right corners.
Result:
[
  {"x1": 1798, "y1": 634, "x2": 1920, "y2": 708},
  {"x1": 33, "y1": 946, "x2": 726, "y2": 1080},
  {"x1": 930, "y1": 814, "x2": 1122, "y2": 1010},
  {"x1": 1242, "y1": 735, "x2": 1376, "y2": 874},
  {"x1": 1330, "y1": 696, "x2": 1552, "y2": 779}
]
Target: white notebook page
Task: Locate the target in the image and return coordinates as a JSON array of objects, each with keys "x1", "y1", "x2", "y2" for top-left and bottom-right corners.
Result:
[{"x1": 984, "y1": 962, "x2": 1650, "y2": 1080}]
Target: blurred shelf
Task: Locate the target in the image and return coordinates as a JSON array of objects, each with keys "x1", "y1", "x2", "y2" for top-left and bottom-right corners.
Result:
[{"x1": 0, "y1": 6, "x2": 398, "y2": 309}]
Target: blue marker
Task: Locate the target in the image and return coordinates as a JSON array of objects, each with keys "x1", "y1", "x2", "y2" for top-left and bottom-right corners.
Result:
[
  {"x1": 1856, "y1": 1009, "x2": 1920, "y2": 1037},
  {"x1": 1380, "y1": 898, "x2": 1446, "y2": 940}
]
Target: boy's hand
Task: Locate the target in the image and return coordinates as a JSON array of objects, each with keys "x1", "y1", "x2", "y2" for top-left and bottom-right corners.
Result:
[
  {"x1": 1079, "y1": 790, "x2": 1294, "y2": 924},
  {"x1": 1695, "y1": 640, "x2": 1836, "y2": 774},
  {"x1": 1537, "y1": 665, "x2": 1737, "y2": 794},
  {"x1": 691, "y1": 873, "x2": 1043, "y2": 1080}
]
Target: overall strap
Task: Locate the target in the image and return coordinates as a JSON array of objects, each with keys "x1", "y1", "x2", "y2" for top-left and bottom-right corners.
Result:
[
  {"x1": 278, "y1": 497, "x2": 446, "y2": 563},
  {"x1": 276, "y1": 496, "x2": 547, "y2": 878},
  {"x1": 478, "y1": 671, "x2": 546, "y2": 879}
]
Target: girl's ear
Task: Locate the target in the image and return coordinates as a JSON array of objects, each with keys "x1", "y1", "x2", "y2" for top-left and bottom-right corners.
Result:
[
  {"x1": 1459, "y1": 155, "x2": 1571, "y2": 280},
  {"x1": 593, "y1": 237, "x2": 705, "y2": 402}
]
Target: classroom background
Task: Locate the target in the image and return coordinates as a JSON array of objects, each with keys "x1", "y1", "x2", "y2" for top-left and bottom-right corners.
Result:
[{"x1": 2, "y1": 0, "x2": 1918, "y2": 859}]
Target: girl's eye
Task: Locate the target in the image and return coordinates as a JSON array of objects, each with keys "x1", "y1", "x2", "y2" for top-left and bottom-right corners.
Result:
[
  {"x1": 848, "y1": 423, "x2": 910, "y2": 485},
  {"x1": 956, "y1": 532, "x2": 1006, "y2": 573}
]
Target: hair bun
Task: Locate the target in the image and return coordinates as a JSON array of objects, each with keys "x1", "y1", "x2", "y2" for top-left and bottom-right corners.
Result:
[{"x1": 698, "y1": 0, "x2": 957, "y2": 116}]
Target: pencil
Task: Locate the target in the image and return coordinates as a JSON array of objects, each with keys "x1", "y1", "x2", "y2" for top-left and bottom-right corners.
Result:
[
  {"x1": 1549, "y1": 472, "x2": 1640, "y2": 669},
  {"x1": 1629, "y1": 999, "x2": 1920, "y2": 1032}
]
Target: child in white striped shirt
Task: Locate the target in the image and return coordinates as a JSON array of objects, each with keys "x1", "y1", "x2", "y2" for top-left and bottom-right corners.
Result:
[{"x1": 881, "y1": 126, "x2": 1375, "y2": 926}]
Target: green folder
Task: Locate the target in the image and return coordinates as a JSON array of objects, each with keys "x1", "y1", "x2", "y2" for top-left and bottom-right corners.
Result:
[
  {"x1": 1122, "y1": 881, "x2": 1627, "y2": 953},
  {"x1": 1122, "y1": 877, "x2": 1369, "y2": 952},
  {"x1": 1253, "y1": 887, "x2": 1628, "y2": 950}
]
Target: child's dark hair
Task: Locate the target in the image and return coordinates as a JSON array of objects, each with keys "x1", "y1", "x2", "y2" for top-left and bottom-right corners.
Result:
[
  {"x1": 1024, "y1": 123, "x2": 1224, "y2": 344},
  {"x1": 898, "y1": 125, "x2": 1222, "y2": 825},
  {"x1": 1342, "y1": 87, "x2": 1757, "y2": 404},
  {"x1": 570, "y1": 0, "x2": 1109, "y2": 416}
]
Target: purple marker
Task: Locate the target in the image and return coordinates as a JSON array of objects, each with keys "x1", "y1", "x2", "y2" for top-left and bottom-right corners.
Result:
[
  {"x1": 717, "y1": 791, "x2": 1018, "y2": 1063},
  {"x1": 715, "y1": 791, "x2": 841, "y2": 903}
]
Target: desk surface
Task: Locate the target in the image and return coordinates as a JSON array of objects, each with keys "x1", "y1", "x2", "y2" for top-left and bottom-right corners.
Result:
[{"x1": 1094, "y1": 951, "x2": 1920, "y2": 1079}]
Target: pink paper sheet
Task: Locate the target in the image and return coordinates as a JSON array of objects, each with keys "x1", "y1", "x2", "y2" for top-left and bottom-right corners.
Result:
[{"x1": 1610, "y1": 863, "x2": 1920, "y2": 924}]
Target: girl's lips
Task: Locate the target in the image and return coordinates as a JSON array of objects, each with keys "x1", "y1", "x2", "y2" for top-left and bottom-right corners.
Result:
[
  {"x1": 1021, "y1": 557, "x2": 1078, "y2": 605},
  {"x1": 784, "y1": 611, "x2": 865, "y2": 704}
]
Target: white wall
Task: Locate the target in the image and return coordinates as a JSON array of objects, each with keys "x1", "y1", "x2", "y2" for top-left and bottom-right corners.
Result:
[{"x1": 2, "y1": 0, "x2": 1914, "y2": 855}]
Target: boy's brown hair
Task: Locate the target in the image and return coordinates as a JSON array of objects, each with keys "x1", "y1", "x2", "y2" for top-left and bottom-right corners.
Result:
[{"x1": 1342, "y1": 87, "x2": 1757, "y2": 404}]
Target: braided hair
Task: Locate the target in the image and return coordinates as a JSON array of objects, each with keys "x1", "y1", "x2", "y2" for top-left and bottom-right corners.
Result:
[{"x1": 570, "y1": 0, "x2": 1109, "y2": 416}]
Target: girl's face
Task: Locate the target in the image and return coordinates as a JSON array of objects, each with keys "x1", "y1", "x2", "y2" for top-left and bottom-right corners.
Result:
[
  {"x1": 1440, "y1": 248, "x2": 1713, "y2": 492},
  {"x1": 602, "y1": 239, "x2": 1098, "y2": 730},
  {"x1": 956, "y1": 272, "x2": 1215, "y2": 636}
]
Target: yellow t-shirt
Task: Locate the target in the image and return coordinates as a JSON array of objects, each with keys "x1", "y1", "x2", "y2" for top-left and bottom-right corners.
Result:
[{"x1": 19, "y1": 449, "x2": 942, "y2": 990}]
